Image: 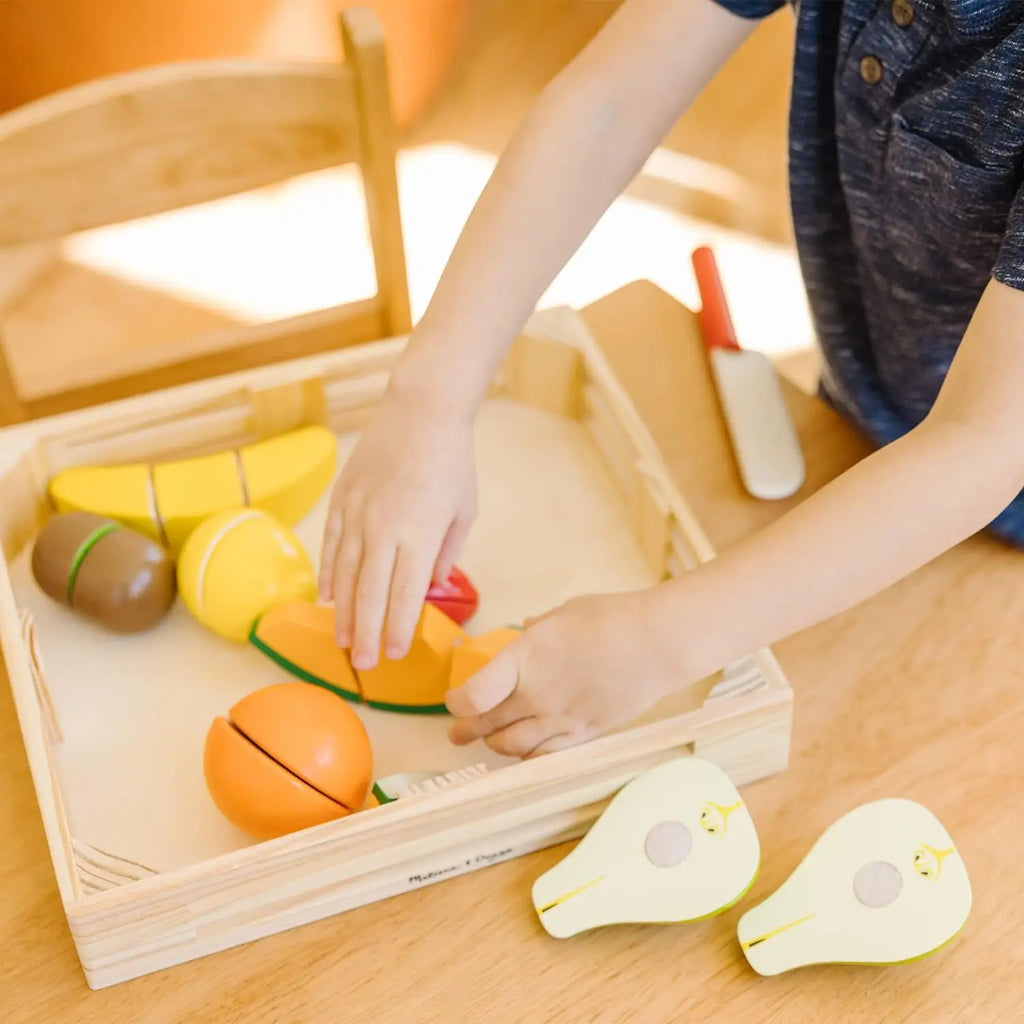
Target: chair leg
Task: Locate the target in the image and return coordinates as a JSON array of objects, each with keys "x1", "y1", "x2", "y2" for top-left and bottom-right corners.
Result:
[{"x1": 341, "y1": 7, "x2": 413, "y2": 339}]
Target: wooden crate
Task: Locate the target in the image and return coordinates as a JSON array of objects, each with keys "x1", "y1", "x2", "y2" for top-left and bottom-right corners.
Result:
[{"x1": 0, "y1": 305, "x2": 792, "y2": 989}]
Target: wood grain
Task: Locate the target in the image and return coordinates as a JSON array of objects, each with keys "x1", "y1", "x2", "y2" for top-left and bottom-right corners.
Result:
[
  {"x1": 340, "y1": 7, "x2": 412, "y2": 338},
  {"x1": 0, "y1": 242, "x2": 58, "y2": 313},
  {"x1": 17, "y1": 299, "x2": 386, "y2": 419},
  {"x1": 0, "y1": 326, "x2": 27, "y2": 425},
  {"x1": 0, "y1": 61, "x2": 361, "y2": 248},
  {"x1": 2, "y1": 281, "x2": 1019, "y2": 1021}
]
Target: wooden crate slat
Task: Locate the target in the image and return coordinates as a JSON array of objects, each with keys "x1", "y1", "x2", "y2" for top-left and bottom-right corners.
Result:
[
  {"x1": 502, "y1": 331, "x2": 584, "y2": 418},
  {"x1": 0, "y1": 441, "x2": 48, "y2": 561},
  {"x1": 0, "y1": 561, "x2": 79, "y2": 904}
]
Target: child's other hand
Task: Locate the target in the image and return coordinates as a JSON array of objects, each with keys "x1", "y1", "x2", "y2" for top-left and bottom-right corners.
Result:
[
  {"x1": 319, "y1": 393, "x2": 477, "y2": 670},
  {"x1": 445, "y1": 591, "x2": 679, "y2": 758}
]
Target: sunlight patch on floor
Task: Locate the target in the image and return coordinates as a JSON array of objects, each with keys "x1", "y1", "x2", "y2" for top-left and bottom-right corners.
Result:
[
  {"x1": 63, "y1": 167, "x2": 378, "y2": 324},
  {"x1": 63, "y1": 141, "x2": 815, "y2": 361}
]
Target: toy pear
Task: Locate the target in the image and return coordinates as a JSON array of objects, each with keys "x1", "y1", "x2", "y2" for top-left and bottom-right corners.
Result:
[
  {"x1": 737, "y1": 798, "x2": 971, "y2": 975},
  {"x1": 533, "y1": 757, "x2": 759, "y2": 938}
]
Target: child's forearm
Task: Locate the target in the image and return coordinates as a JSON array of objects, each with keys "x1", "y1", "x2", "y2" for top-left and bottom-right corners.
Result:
[
  {"x1": 645, "y1": 277, "x2": 1024, "y2": 683},
  {"x1": 389, "y1": 0, "x2": 758, "y2": 418},
  {"x1": 650, "y1": 415, "x2": 1022, "y2": 682}
]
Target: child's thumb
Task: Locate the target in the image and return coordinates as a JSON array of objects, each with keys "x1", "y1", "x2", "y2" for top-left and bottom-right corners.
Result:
[{"x1": 445, "y1": 651, "x2": 518, "y2": 719}]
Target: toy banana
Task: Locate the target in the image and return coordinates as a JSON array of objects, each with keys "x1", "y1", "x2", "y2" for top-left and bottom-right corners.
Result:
[{"x1": 48, "y1": 425, "x2": 337, "y2": 553}]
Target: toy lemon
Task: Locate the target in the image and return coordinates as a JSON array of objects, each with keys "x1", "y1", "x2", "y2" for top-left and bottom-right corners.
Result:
[
  {"x1": 178, "y1": 508, "x2": 316, "y2": 642},
  {"x1": 204, "y1": 681, "x2": 373, "y2": 840}
]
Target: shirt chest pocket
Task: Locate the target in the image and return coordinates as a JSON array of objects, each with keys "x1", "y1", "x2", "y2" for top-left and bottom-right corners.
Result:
[{"x1": 882, "y1": 117, "x2": 1018, "y2": 307}]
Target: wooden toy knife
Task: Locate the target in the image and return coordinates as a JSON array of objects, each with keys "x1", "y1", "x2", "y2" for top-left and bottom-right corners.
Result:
[{"x1": 691, "y1": 246, "x2": 805, "y2": 500}]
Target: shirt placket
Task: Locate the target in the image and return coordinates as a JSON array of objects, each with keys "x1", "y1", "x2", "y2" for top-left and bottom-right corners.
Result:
[{"x1": 835, "y1": 0, "x2": 937, "y2": 252}]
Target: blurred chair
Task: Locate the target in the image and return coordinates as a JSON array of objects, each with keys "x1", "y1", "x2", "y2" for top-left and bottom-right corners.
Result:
[{"x1": 0, "y1": 6, "x2": 411, "y2": 425}]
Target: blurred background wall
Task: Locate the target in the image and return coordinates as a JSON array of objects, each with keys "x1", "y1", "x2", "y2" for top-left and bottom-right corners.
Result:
[{"x1": 0, "y1": 0, "x2": 474, "y2": 126}]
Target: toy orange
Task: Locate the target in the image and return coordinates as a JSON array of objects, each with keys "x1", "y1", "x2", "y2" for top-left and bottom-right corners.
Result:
[{"x1": 204, "y1": 681, "x2": 373, "y2": 840}]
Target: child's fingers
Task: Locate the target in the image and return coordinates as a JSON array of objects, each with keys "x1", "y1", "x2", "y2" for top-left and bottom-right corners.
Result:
[
  {"x1": 350, "y1": 544, "x2": 397, "y2": 670},
  {"x1": 445, "y1": 652, "x2": 519, "y2": 720},
  {"x1": 483, "y1": 718, "x2": 552, "y2": 758},
  {"x1": 384, "y1": 541, "x2": 438, "y2": 660},
  {"x1": 332, "y1": 532, "x2": 364, "y2": 647},
  {"x1": 523, "y1": 731, "x2": 582, "y2": 759},
  {"x1": 318, "y1": 508, "x2": 343, "y2": 601},
  {"x1": 433, "y1": 511, "x2": 473, "y2": 586},
  {"x1": 447, "y1": 698, "x2": 527, "y2": 746}
]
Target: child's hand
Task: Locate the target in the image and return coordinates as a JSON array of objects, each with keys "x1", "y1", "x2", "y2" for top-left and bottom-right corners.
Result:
[
  {"x1": 319, "y1": 394, "x2": 477, "y2": 669},
  {"x1": 445, "y1": 591, "x2": 681, "y2": 758}
]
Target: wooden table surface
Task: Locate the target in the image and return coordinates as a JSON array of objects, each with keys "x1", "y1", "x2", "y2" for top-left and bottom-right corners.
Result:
[{"x1": 3, "y1": 281, "x2": 1021, "y2": 1023}]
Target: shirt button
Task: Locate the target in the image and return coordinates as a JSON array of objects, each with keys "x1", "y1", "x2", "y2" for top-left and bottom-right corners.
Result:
[
  {"x1": 892, "y1": 0, "x2": 915, "y2": 26},
  {"x1": 860, "y1": 55, "x2": 884, "y2": 85}
]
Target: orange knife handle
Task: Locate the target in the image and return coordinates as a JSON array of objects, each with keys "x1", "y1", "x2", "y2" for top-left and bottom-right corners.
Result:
[{"x1": 691, "y1": 246, "x2": 741, "y2": 352}]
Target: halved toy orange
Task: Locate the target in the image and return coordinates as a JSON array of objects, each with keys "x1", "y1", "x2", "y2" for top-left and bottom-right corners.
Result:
[{"x1": 203, "y1": 681, "x2": 373, "y2": 840}]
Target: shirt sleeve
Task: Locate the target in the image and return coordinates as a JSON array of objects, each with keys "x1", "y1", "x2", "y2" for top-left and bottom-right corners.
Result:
[
  {"x1": 708, "y1": 0, "x2": 785, "y2": 18},
  {"x1": 994, "y1": 185, "x2": 1024, "y2": 291}
]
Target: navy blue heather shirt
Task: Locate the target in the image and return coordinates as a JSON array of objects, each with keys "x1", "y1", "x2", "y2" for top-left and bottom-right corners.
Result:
[{"x1": 711, "y1": 0, "x2": 1024, "y2": 542}]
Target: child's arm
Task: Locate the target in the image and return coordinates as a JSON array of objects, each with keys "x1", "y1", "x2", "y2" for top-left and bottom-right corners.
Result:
[
  {"x1": 320, "y1": 0, "x2": 760, "y2": 667},
  {"x1": 385, "y1": 0, "x2": 758, "y2": 415},
  {"x1": 447, "y1": 278, "x2": 1024, "y2": 757}
]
